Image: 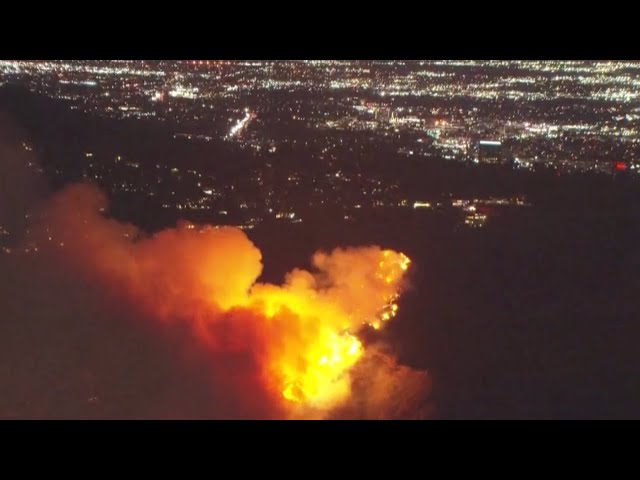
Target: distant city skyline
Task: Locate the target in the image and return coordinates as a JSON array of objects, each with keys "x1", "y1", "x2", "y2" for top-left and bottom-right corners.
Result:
[{"x1": 1, "y1": 60, "x2": 639, "y2": 176}]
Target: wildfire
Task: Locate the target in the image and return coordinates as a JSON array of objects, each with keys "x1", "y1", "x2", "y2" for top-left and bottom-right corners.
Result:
[
  {"x1": 247, "y1": 248, "x2": 411, "y2": 408},
  {"x1": 31, "y1": 183, "x2": 416, "y2": 417}
]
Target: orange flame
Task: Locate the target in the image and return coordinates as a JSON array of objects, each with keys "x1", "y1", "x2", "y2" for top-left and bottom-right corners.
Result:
[{"x1": 31, "y1": 183, "x2": 415, "y2": 417}]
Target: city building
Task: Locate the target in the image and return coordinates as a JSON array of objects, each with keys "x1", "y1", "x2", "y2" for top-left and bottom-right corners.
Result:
[{"x1": 478, "y1": 140, "x2": 503, "y2": 164}]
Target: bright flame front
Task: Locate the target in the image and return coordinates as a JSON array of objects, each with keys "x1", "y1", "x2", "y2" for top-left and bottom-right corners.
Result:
[{"x1": 245, "y1": 248, "x2": 411, "y2": 410}]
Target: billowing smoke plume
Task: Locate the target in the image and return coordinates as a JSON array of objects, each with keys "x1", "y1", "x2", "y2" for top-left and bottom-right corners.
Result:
[
  {"x1": 0, "y1": 115, "x2": 431, "y2": 418},
  {"x1": 24, "y1": 183, "x2": 430, "y2": 418}
]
